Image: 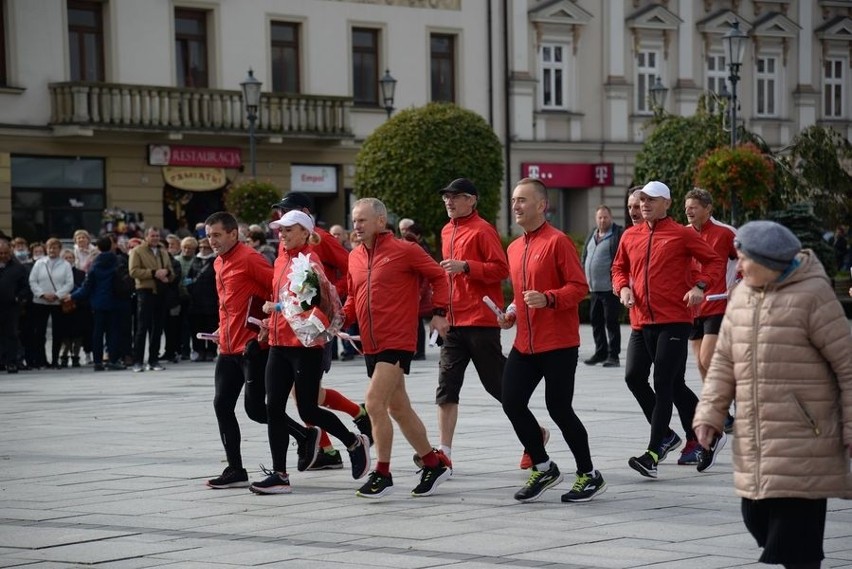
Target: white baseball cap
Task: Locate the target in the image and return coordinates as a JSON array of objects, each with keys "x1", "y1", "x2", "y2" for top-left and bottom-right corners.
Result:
[
  {"x1": 269, "y1": 210, "x2": 314, "y2": 232},
  {"x1": 639, "y1": 181, "x2": 671, "y2": 199}
]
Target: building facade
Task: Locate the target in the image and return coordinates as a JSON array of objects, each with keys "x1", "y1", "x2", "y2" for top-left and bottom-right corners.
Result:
[{"x1": 0, "y1": 0, "x2": 850, "y2": 241}]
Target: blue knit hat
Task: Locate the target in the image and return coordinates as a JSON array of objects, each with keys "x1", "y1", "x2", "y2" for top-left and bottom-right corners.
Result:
[{"x1": 734, "y1": 221, "x2": 801, "y2": 271}]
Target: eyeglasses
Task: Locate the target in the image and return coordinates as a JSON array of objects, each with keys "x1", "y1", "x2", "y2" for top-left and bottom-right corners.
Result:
[{"x1": 441, "y1": 193, "x2": 473, "y2": 202}]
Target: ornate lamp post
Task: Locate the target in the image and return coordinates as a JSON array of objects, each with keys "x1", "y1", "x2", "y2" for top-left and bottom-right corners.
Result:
[
  {"x1": 240, "y1": 69, "x2": 262, "y2": 178},
  {"x1": 723, "y1": 20, "x2": 748, "y2": 225},
  {"x1": 648, "y1": 77, "x2": 668, "y2": 117},
  {"x1": 379, "y1": 69, "x2": 397, "y2": 119}
]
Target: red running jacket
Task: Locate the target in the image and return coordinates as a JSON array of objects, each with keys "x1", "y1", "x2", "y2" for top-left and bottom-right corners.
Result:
[
  {"x1": 343, "y1": 232, "x2": 449, "y2": 354},
  {"x1": 690, "y1": 218, "x2": 738, "y2": 318},
  {"x1": 507, "y1": 222, "x2": 588, "y2": 354},
  {"x1": 214, "y1": 242, "x2": 274, "y2": 355},
  {"x1": 268, "y1": 243, "x2": 326, "y2": 349},
  {"x1": 441, "y1": 211, "x2": 509, "y2": 327},
  {"x1": 611, "y1": 216, "x2": 726, "y2": 329}
]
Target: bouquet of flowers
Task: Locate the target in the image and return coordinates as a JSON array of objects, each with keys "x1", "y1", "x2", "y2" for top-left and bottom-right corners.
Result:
[{"x1": 278, "y1": 252, "x2": 344, "y2": 347}]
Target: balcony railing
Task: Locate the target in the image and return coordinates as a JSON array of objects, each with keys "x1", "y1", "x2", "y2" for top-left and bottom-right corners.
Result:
[{"x1": 48, "y1": 82, "x2": 353, "y2": 138}]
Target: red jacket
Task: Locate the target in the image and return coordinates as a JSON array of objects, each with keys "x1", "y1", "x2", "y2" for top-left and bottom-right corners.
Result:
[
  {"x1": 612, "y1": 216, "x2": 726, "y2": 329},
  {"x1": 268, "y1": 243, "x2": 325, "y2": 349},
  {"x1": 343, "y1": 232, "x2": 449, "y2": 354},
  {"x1": 441, "y1": 211, "x2": 509, "y2": 327},
  {"x1": 690, "y1": 218, "x2": 738, "y2": 318},
  {"x1": 279, "y1": 226, "x2": 348, "y2": 297},
  {"x1": 507, "y1": 222, "x2": 588, "y2": 354},
  {"x1": 214, "y1": 242, "x2": 274, "y2": 355}
]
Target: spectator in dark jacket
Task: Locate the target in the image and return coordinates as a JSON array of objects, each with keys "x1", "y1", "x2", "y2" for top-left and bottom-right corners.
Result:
[
  {"x1": 0, "y1": 240, "x2": 29, "y2": 373},
  {"x1": 187, "y1": 238, "x2": 219, "y2": 361},
  {"x1": 69, "y1": 237, "x2": 125, "y2": 371}
]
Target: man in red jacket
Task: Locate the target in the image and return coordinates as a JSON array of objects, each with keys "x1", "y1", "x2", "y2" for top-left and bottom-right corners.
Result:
[
  {"x1": 344, "y1": 198, "x2": 451, "y2": 499},
  {"x1": 499, "y1": 178, "x2": 606, "y2": 504},
  {"x1": 611, "y1": 181, "x2": 726, "y2": 479},
  {"x1": 203, "y1": 211, "x2": 320, "y2": 489}
]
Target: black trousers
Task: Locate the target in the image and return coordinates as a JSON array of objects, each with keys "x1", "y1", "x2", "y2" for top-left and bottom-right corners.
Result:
[
  {"x1": 30, "y1": 303, "x2": 64, "y2": 367},
  {"x1": 133, "y1": 290, "x2": 166, "y2": 365},
  {"x1": 0, "y1": 302, "x2": 19, "y2": 367},
  {"x1": 265, "y1": 346, "x2": 356, "y2": 472},
  {"x1": 624, "y1": 323, "x2": 697, "y2": 450},
  {"x1": 502, "y1": 346, "x2": 594, "y2": 474},
  {"x1": 589, "y1": 291, "x2": 621, "y2": 359}
]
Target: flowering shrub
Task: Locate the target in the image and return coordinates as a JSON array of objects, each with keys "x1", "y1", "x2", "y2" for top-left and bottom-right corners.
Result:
[
  {"x1": 694, "y1": 143, "x2": 775, "y2": 212},
  {"x1": 224, "y1": 179, "x2": 280, "y2": 224}
]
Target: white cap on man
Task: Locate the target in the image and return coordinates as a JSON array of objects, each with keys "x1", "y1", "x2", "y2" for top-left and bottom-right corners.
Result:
[
  {"x1": 269, "y1": 210, "x2": 314, "y2": 232},
  {"x1": 639, "y1": 181, "x2": 671, "y2": 200}
]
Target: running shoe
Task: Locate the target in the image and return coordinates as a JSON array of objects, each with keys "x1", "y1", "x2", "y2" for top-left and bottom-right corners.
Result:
[
  {"x1": 411, "y1": 464, "x2": 451, "y2": 497},
  {"x1": 519, "y1": 426, "x2": 551, "y2": 470},
  {"x1": 628, "y1": 451, "x2": 658, "y2": 478},
  {"x1": 308, "y1": 449, "x2": 343, "y2": 470},
  {"x1": 677, "y1": 439, "x2": 703, "y2": 465},
  {"x1": 514, "y1": 462, "x2": 562, "y2": 502},
  {"x1": 347, "y1": 434, "x2": 371, "y2": 480},
  {"x1": 356, "y1": 471, "x2": 394, "y2": 498},
  {"x1": 206, "y1": 465, "x2": 249, "y2": 489},
  {"x1": 250, "y1": 466, "x2": 291, "y2": 495},
  {"x1": 658, "y1": 431, "x2": 683, "y2": 462},
  {"x1": 697, "y1": 432, "x2": 728, "y2": 473},
  {"x1": 561, "y1": 470, "x2": 606, "y2": 502},
  {"x1": 296, "y1": 426, "x2": 321, "y2": 472},
  {"x1": 353, "y1": 404, "x2": 374, "y2": 445}
]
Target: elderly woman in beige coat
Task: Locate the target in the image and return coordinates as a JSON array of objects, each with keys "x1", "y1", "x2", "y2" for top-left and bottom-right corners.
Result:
[{"x1": 694, "y1": 221, "x2": 852, "y2": 569}]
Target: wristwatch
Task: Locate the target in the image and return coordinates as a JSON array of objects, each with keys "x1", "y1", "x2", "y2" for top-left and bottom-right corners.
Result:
[
  {"x1": 695, "y1": 281, "x2": 707, "y2": 291},
  {"x1": 432, "y1": 308, "x2": 447, "y2": 317}
]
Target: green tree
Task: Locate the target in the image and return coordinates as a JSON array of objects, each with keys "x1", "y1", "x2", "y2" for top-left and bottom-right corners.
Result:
[
  {"x1": 774, "y1": 125, "x2": 852, "y2": 229},
  {"x1": 768, "y1": 202, "x2": 836, "y2": 275},
  {"x1": 354, "y1": 102, "x2": 503, "y2": 242},
  {"x1": 224, "y1": 179, "x2": 280, "y2": 225},
  {"x1": 694, "y1": 142, "x2": 775, "y2": 220}
]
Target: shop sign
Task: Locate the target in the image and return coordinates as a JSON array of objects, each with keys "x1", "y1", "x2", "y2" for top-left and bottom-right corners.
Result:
[
  {"x1": 290, "y1": 164, "x2": 337, "y2": 194},
  {"x1": 163, "y1": 167, "x2": 226, "y2": 191},
  {"x1": 148, "y1": 144, "x2": 242, "y2": 168},
  {"x1": 522, "y1": 163, "x2": 614, "y2": 188}
]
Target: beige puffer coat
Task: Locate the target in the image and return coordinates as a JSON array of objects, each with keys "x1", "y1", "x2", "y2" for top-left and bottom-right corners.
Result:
[{"x1": 694, "y1": 250, "x2": 852, "y2": 500}]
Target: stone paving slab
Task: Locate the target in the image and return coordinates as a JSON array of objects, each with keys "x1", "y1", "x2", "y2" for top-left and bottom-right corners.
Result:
[{"x1": 1, "y1": 325, "x2": 851, "y2": 568}]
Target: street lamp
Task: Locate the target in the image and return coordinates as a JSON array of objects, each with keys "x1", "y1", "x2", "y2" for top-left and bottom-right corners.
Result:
[
  {"x1": 379, "y1": 69, "x2": 397, "y2": 118},
  {"x1": 648, "y1": 77, "x2": 668, "y2": 116},
  {"x1": 723, "y1": 20, "x2": 748, "y2": 225},
  {"x1": 240, "y1": 68, "x2": 262, "y2": 178}
]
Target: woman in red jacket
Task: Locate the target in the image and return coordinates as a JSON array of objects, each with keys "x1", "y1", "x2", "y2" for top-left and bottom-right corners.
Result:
[{"x1": 251, "y1": 211, "x2": 370, "y2": 494}]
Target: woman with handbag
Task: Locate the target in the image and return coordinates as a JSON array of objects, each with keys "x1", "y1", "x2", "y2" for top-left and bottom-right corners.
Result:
[
  {"x1": 28, "y1": 238, "x2": 73, "y2": 368},
  {"x1": 58, "y1": 249, "x2": 88, "y2": 367}
]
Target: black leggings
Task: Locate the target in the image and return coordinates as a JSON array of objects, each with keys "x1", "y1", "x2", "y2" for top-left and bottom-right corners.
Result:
[
  {"x1": 624, "y1": 323, "x2": 697, "y2": 451},
  {"x1": 502, "y1": 346, "x2": 593, "y2": 474},
  {"x1": 266, "y1": 346, "x2": 357, "y2": 472},
  {"x1": 213, "y1": 350, "x2": 307, "y2": 470}
]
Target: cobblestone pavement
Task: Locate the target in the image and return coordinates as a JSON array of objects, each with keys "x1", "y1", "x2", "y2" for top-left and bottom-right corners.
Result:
[{"x1": 1, "y1": 325, "x2": 850, "y2": 568}]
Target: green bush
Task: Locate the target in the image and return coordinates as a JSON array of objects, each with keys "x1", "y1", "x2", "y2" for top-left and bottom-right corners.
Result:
[
  {"x1": 224, "y1": 179, "x2": 280, "y2": 225},
  {"x1": 354, "y1": 102, "x2": 503, "y2": 243}
]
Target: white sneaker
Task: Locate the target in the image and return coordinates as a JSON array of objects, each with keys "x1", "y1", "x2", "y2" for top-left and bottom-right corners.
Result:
[
  {"x1": 146, "y1": 363, "x2": 165, "y2": 372},
  {"x1": 132, "y1": 364, "x2": 144, "y2": 373},
  {"x1": 190, "y1": 351, "x2": 199, "y2": 362}
]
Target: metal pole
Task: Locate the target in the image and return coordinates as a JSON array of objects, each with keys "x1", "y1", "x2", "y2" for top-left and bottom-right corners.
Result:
[
  {"x1": 248, "y1": 110, "x2": 257, "y2": 179},
  {"x1": 729, "y1": 65, "x2": 739, "y2": 226}
]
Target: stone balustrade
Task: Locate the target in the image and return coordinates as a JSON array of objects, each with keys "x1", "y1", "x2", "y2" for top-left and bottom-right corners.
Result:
[{"x1": 48, "y1": 82, "x2": 353, "y2": 137}]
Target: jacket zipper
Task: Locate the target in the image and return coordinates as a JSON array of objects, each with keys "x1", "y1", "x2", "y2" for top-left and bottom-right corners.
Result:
[
  {"x1": 270, "y1": 254, "x2": 290, "y2": 346},
  {"x1": 643, "y1": 225, "x2": 655, "y2": 323},
  {"x1": 791, "y1": 395, "x2": 821, "y2": 436},
  {"x1": 365, "y1": 240, "x2": 377, "y2": 351},
  {"x1": 522, "y1": 233, "x2": 534, "y2": 353},
  {"x1": 751, "y1": 290, "x2": 764, "y2": 489},
  {"x1": 218, "y1": 258, "x2": 232, "y2": 352},
  {"x1": 448, "y1": 220, "x2": 458, "y2": 324}
]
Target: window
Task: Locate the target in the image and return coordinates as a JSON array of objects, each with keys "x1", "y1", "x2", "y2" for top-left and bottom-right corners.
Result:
[
  {"x1": 706, "y1": 53, "x2": 728, "y2": 112},
  {"x1": 352, "y1": 27, "x2": 379, "y2": 105},
  {"x1": 0, "y1": 0, "x2": 6, "y2": 86},
  {"x1": 755, "y1": 55, "x2": 778, "y2": 117},
  {"x1": 430, "y1": 33, "x2": 455, "y2": 103},
  {"x1": 540, "y1": 43, "x2": 568, "y2": 110},
  {"x1": 11, "y1": 156, "x2": 106, "y2": 242},
  {"x1": 68, "y1": 1, "x2": 104, "y2": 82},
  {"x1": 175, "y1": 8, "x2": 208, "y2": 88},
  {"x1": 636, "y1": 50, "x2": 661, "y2": 114},
  {"x1": 824, "y1": 57, "x2": 845, "y2": 119},
  {"x1": 271, "y1": 21, "x2": 299, "y2": 93}
]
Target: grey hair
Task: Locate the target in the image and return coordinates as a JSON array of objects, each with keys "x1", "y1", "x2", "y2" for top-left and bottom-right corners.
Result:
[{"x1": 353, "y1": 197, "x2": 387, "y2": 218}]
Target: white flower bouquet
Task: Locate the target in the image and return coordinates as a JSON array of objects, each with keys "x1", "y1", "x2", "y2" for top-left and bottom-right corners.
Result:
[{"x1": 278, "y1": 252, "x2": 344, "y2": 347}]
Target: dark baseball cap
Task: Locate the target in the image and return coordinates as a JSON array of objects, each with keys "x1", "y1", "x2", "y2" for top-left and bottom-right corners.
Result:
[
  {"x1": 271, "y1": 191, "x2": 313, "y2": 212},
  {"x1": 438, "y1": 178, "x2": 478, "y2": 197}
]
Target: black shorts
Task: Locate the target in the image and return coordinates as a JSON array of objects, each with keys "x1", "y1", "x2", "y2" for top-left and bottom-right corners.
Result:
[
  {"x1": 365, "y1": 350, "x2": 413, "y2": 377},
  {"x1": 436, "y1": 327, "x2": 504, "y2": 405},
  {"x1": 741, "y1": 497, "x2": 827, "y2": 565},
  {"x1": 689, "y1": 314, "x2": 723, "y2": 340}
]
